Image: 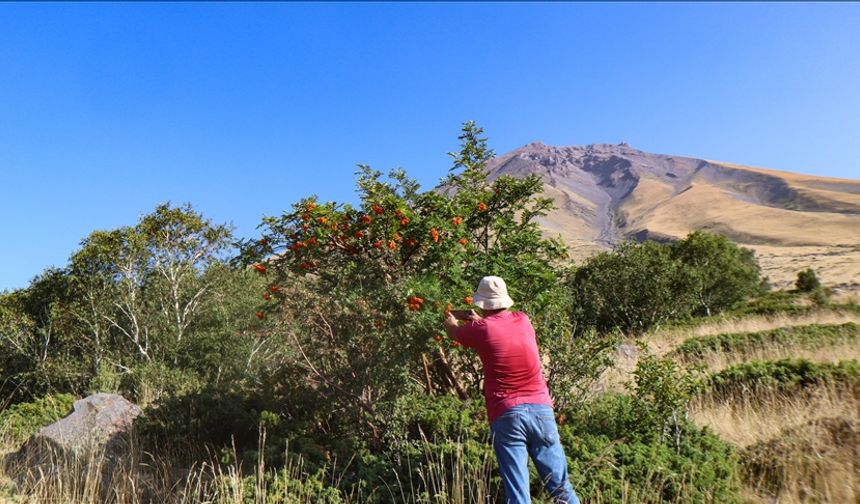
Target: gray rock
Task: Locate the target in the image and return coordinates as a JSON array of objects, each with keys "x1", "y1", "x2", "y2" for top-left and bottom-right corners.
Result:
[{"x1": 5, "y1": 393, "x2": 142, "y2": 485}]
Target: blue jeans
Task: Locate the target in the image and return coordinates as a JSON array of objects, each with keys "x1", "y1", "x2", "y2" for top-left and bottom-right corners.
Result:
[{"x1": 490, "y1": 404, "x2": 580, "y2": 504}]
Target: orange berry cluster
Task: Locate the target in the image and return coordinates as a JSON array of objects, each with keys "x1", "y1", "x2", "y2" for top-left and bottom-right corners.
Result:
[
  {"x1": 430, "y1": 228, "x2": 440, "y2": 243},
  {"x1": 407, "y1": 295, "x2": 424, "y2": 311}
]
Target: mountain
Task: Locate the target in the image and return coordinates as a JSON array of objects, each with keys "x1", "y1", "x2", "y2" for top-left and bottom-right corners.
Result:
[{"x1": 485, "y1": 142, "x2": 860, "y2": 289}]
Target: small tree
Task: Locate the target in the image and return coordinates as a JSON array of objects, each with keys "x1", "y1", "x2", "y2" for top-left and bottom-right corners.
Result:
[
  {"x1": 569, "y1": 240, "x2": 696, "y2": 335},
  {"x1": 628, "y1": 351, "x2": 700, "y2": 452},
  {"x1": 238, "y1": 122, "x2": 586, "y2": 443},
  {"x1": 672, "y1": 230, "x2": 762, "y2": 316},
  {"x1": 795, "y1": 268, "x2": 821, "y2": 293}
]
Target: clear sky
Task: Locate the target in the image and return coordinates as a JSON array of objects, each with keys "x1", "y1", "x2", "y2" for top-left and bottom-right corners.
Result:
[{"x1": 1, "y1": 3, "x2": 858, "y2": 291}]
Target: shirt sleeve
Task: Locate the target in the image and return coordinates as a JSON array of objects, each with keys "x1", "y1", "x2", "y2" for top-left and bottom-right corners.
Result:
[{"x1": 454, "y1": 320, "x2": 484, "y2": 348}]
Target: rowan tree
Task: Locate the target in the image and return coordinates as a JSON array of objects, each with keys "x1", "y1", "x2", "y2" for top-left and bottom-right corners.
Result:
[{"x1": 238, "y1": 122, "x2": 585, "y2": 442}]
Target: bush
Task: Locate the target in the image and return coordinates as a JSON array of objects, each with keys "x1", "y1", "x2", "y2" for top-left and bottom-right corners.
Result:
[
  {"x1": 356, "y1": 392, "x2": 742, "y2": 503},
  {"x1": 795, "y1": 268, "x2": 821, "y2": 292},
  {"x1": 569, "y1": 241, "x2": 695, "y2": 334},
  {"x1": 569, "y1": 230, "x2": 764, "y2": 333},
  {"x1": 671, "y1": 323, "x2": 860, "y2": 363},
  {"x1": 729, "y1": 290, "x2": 814, "y2": 317},
  {"x1": 672, "y1": 231, "x2": 763, "y2": 316},
  {"x1": 0, "y1": 393, "x2": 75, "y2": 443},
  {"x1": 560, "y1": 394, "x2": 742, "y2": 503},
  {"x1": 137, "y1": 386, "x2": 263, "y2": 458},
  {"x1": 627, "y1": 353, "x2": 700, "y2": 447}
]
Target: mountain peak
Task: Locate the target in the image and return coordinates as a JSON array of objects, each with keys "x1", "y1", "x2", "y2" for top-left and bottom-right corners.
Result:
[{"x1": 484, "y1": 143, "x2": 860, "y2": 289}]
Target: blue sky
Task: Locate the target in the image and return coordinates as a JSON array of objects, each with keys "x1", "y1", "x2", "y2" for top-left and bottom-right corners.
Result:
[{"x1": 1, "y1": 3, "x2": 858, "y2": 291}]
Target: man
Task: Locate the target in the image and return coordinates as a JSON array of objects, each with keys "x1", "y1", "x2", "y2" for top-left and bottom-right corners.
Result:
[{"x1": 443, "y1": 276, "x2": 580, "y2": 504}]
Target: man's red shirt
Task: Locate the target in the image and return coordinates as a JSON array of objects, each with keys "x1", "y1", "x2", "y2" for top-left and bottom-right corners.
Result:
[{"x1": 454, "y1": 310, "x2": 553, "y2": 423}]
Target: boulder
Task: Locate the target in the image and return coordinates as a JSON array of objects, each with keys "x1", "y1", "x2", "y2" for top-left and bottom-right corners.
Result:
[{"x1": 4, "y1": 393, "x2": 141, "y2": 485}]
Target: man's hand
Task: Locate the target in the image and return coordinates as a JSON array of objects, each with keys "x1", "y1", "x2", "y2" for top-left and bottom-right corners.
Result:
[
  {"x1": 443, "y1": 310, "x2": 462, "y2": 341},
  {"x1": 443, "y1": 311, "x2": 459, "y2": 329}
]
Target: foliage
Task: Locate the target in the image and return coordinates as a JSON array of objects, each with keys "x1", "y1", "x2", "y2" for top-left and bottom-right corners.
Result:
[
  {"x1": 704, "y1": 359, "x2": 860, "y2": 397},
  {"x1": 0, "y1": 203, "x2": 269, "y2": 406},
  {"x1": 390, "y1": 393, "x2": 488, "y2": 444},
  {"x1": 560, "y1": 394, "x2": 742, "y2": 503},
  {"x1": 728, "y1": 289, "x2": 812, "y2": 317},
  {"x1": 0, "y1": 270, "x2": 90, "y2": 402},
  {"x1": 568, "y1": 230, "x2": 765, "y2": 334},
  {"x1": 542, "y1": 324, "x2": 618, "y2": 411},
  {"x1": 68, "y1": 202, "x2": 234, "y2": 366},
  {"x1": 137, "y1": 385, "x2": 270, "y2": 460},
  {"x1": 356, "y1": 392, "x2": 741, "y2": 503},
  {"x1": 671, "y1": 322, "x2": 860, "y2": 363},
  {"x1": 569, "y1": 240, "x2": 695, "y2": 334},
  {"x1": 671, "y1": 230, "x2": 763, "y2": 316},
  {"x1": 0, "y1": 393, "x2": 75, "y2": 443},
  {"x1": 795, "y1": 267, "x2": 821, "y2": 292}
]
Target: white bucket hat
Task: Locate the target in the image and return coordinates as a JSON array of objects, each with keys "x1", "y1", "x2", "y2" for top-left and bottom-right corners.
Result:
[{"x1": 472, "y1": 276, "x2": 514, "y2": 310}]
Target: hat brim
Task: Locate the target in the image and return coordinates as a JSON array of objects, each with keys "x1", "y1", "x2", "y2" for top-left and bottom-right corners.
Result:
[{"x1": 472, "y1": 294, "x2": 514, "y2": 310}]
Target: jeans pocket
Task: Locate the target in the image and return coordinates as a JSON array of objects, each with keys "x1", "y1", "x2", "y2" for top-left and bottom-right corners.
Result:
[{"x1": 536, "y1": 414, "x2": 560, "y2": 446}]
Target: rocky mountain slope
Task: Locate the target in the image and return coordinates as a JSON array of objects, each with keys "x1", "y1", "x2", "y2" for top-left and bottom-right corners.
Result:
[{"x1": 485, "y1": 143, "x2": 860, "y2": 288}]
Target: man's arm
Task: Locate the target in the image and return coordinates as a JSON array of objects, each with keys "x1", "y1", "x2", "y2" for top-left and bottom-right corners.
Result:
[
  {"x1": 443, "y1": 310, "x2": 481, "y2": 343},
  {"x1": 443, "y1": 311, "x2": 461, "y2": 340}
]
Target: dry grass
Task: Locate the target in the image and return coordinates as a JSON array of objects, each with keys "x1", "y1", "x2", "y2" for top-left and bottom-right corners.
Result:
[
  {"x1": 685, "y1": 341, "x2": 860, "y2": 373},
  {"x1": 648, "y1": 309, "x2": 860, "y2": 357},
  {"x1": 740, "y1": 416, "x2": 858, "y2": 504},
  {"x1": 0, "y1": 430, "x2": 505, "y2": 504},
  {"x1": 593, "y1": 309, "x2": 860, "y2": 502},
  {"x1": 0, "y1": 431, "x2": 345, "y2": 504},
  {"x1": 690, "y1": 385, "x2": 859, "y2": 504},
  {"x1": 591, "y1": 309, "x2": 860, "y2": 395},
  {"x1": 689, "y1": 384, "x2": 858, "y2": 449}
]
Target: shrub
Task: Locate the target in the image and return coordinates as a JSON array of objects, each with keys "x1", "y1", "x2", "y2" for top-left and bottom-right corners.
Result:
[
  {"x1": 729, "y1": 290, "x2": 812, "y2": 317},
  {"x1": 0, "y1": 393, "x2": 75, "y2": 443},
  {"x1": 361, "y1": 392, "x2": 742, "y2": 503},
  {"x1": 704, "y1": 359, "x2": 860, "y2": 398},
  {"x1": 627, "y1": 353, "x2": 700, "y2": 448},
  {"x1": 795, "y1": 268, "x2": 821, "y2": 292},
  {"x1": 560, "y1": 394, "x2": 743, "y2": 503},
  {"x1": 137, "y1": 386, "x2": 263, "y2": 458}
]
